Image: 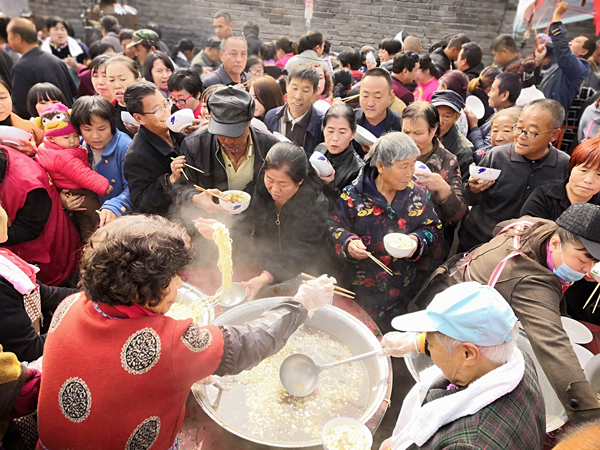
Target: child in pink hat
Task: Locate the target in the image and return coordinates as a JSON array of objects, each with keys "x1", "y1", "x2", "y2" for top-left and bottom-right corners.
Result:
[{"x1": 35, "y1": 104, "x2": 113, "y2": 240}]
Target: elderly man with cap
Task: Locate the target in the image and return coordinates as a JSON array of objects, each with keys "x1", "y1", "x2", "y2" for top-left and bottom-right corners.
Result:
[
  {"x1": 431, "y1": 90, "x2": 473, "y2": 183},
  {"x1": 201, "y1": 36, "x2": 252, "y2": 88},
  {"x1": 173, "y1": 86, "x2": 278, "y2": 215},
  {"x1": 191, "y1": 36, "x2": 222, "y2": 75},
  {"x1": 379, "y1": 282, "x2": 545, "y2": 450},
  {"x1": 411, "y1": 203, "x2": 600, "y2": 426}
]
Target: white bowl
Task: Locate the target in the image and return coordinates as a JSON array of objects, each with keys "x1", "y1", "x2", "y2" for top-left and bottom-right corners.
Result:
[
  {"x1": 384, "y1": 233, "x2": 417, "y2": 259},
  {"x1": 0, "y1": 126, "x2": 31, "y2": 145},
  {"x1": 309, "y1": 152, "x2": 334, "y2": 177},
  {"x1": 251, "y1": 117, "x2": 269, "y2": 133},
  {"x1": 120, "y1": 111, "x2": 139, "y2": 126},
  {"x1": 414, "y1": 161, "x2": 431, "y2": 180},
  {"x1": 167, "y1": 109, "x2": 194, "y2": 133},
  {"x1": 561, "y1": 317, "x2": 593, "y2": 344},
  {"x1": 469, "y1": 165, "x2": 501, "y2": 182},
  {"x1": 321, "y1": 417, "x2": 372, "y2": 450},
  {"x1": 590, "y1": 262, "x2": 600, "y2": 282},
  {"x1": 354, "y1": 125, "x2": 377, "y2": 146},
  {"x1": 219, "y1": 190, "x2": 251, "y2": 214},
  {"x1": 466, "y1": 95, "x2": 485, "y2": 120},
  {"x1": 273, "y1": 131, "x2": 292, "y2": 143},
  {"x1": 313, "y1": 99, "x2": 332, "y2": 114}
]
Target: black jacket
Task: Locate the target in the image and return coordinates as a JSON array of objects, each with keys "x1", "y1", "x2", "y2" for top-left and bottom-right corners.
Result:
[
  {"x1": 314, "y1": 143, "x2": 365, "y2": 209},
  {"x1": 239, "y1": 174, "x2": 330, "y2": 284},
  {"x1": 463, "y1": 63, "x2": 484, "y2": 81},
  {"x1": 0, "y1": 279, "x2": 77, "y2": 362},
  {"x1": 353, "y1": 107, "x2": 402, "y2": 157},
  {"x1": 201, "y1": 66, "x2": 252, "y2": 88},
  {"x1": 172, "y1": 125, "x2": 279, "y2": 206},
  {"x1": 123, "y1": 125, "x2": 186, "y2": 216},
  {"x1": 430, "y1": 47, "x2": 453, "y2": 75},
  {"x1": 263, "y1": 105, "x2": 325, "y2": 156},
  {"x1": 440, "y1": 123, "x2": 474, "y2": 183},
  {"x1": 245, "y1": 35, "x2": 263, "y2": 56}
]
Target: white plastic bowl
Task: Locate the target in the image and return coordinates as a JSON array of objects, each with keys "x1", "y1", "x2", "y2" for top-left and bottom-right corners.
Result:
[
  {"x1": 120, "y1": 111, "x2": 139, "y2": 126},
  {"x1": 167, "y1": 109, "x2": 194, "y2": 133},
  {"x1": 590, "y1": 262, "x2": 600, "y2": 282},
  {"x1": 251, "y1": 117, "x2": 269, "y2": 133},
  {"x1": 0, "y1": 126, "x2": 31, "y2": 145},
  {"x1": 273, "y1": 131, "x2": 292, "y2": 143},
  {"x1": 465, "y1": 95, "x2": 485, "y2": 119},
  {"x1": 354, "y1": 125, "x2": 377, "y2": 146},
  {"x1": 469, "y1": 165, "x2": 502, "y2": 182},
  {"x1": 414, "y1": 161, "x2": 431, "y2": 180},
  {"x1": 310, "y1": 152, "x2": 334, "y2": 177},
  {"x1": 219, "y1": 190, "x2": 251, "y2": 214},
  {"x1": 384, "y1": 233, "x2": 417, "y2": 259},
  {"x1": 321, "y1": 417, "x2": 372, "y2": 450}
]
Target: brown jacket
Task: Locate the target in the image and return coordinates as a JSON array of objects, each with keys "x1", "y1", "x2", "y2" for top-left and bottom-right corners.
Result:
[{"x1": 410, "y1": 216, "x2": 600, "y2": 425}]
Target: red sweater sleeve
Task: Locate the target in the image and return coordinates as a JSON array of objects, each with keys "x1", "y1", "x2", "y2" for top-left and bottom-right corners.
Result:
[{"x1": 56, "y1": 149, "x2": 110, "y2": 195}]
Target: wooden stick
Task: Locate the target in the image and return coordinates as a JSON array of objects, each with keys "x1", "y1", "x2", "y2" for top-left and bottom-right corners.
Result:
[
  {"x1": 341, "y1": 94, "x2": 360, "y2": 103},
  {"x1": 181, "y1": 168, "x2": 190, "y2": 181},
  {"x1": 95, "y1": 210, "x2": 101, "y2": 215},
  {"x1": 301, "y1": 281, "x2": 355, "y2": 299},
  {"x1": 300, "y1": 272, "x2": 355, "y2": 295},
  {"x1": 368, "y1": 253, "x2": 393, "y2": 276},
  {"x1": 171, "y1": 157, "x2": 205, "y2": 174},
  {"x1": 193, "y1": 184, "x2": 228, "y2": 201},
  {"x1": 583, "y1": 283, "x2": 600, "y2": 310}
]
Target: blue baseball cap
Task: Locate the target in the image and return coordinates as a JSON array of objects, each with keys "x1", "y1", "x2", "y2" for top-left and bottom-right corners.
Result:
[{"x1": 391, "y1": 282, "x2": 517, "y2": 346}]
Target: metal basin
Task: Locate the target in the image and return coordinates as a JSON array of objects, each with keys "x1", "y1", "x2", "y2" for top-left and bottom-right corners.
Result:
[
  {"x1": 171, "y1": 282, "x2": 214, "y2": 325},
  {"x1": 193, "y1": 297, "x2": 391, "y2": 448}
]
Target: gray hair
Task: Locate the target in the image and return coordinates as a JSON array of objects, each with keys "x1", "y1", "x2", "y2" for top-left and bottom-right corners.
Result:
[
  {"x1": 490, "y1": 106, "x2": 522, "y2": 127},
  {"x1": 432, "y1": 324, "x2": 519, "y2": 366},
  {"x1": 366, "y1": 132, "x2": 420, "y2": 168},
  {"x1": 221, "y1": 35, "x2": 247, "y2": 52},
  {"x1": 522, "y1": 99, "x2": 565, "y2": 129}
]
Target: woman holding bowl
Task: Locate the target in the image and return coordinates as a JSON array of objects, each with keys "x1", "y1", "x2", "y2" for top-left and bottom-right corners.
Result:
[
  {"x1": 105, "y1": 55, "x2": 141, "y2": 138},
  {"x1": 329, "y1": 132, "x2": 442, "y2": 324},
  {"x1": 37, "y1": 214, "x2": 334, "y2": 449}
]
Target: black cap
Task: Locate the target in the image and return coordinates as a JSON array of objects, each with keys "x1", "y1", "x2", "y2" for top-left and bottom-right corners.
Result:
[
  {"x1": 206, "y1": 36, "x2": 221, "y2": 49},
  {"x1": 556, "y1": 203, "x2": 600, "y2": 260},
  {"x1": 431, "y1": 90, "x2": 465, "y2": 113},
  {"x1": 207, "y1": 86, "x2": 255, "y2": 138}
]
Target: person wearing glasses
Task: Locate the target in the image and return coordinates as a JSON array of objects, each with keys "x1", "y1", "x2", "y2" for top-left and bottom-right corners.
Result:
[
  {"x1": 168, "y1": 69, "x2": 204, "y2": 120},
  {"x1": 122, "y1": 81, "x2": 186, "y2": 216},
  {"x1": 458, "y1": 99, "x2": 570, "y2": 252}
]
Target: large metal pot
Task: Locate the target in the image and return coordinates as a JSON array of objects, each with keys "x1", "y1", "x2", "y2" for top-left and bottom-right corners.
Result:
[{"x1": 193, "y1": 297, "x2": 391, "y2": 448}]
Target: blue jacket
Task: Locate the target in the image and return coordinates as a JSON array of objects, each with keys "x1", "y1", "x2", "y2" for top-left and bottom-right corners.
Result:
[
  {"x1": 263, "y1": 104, "x2": 324, "y2": 156},
  {"x1": 85, "y1": 130, "x2": 133, "y2": 217},
  {"x1": 539, "y1": 21, "x2": 590, "y2": 112}
]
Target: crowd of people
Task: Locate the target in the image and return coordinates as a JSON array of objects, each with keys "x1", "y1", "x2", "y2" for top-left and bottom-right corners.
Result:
[{"x1": 1, "y1": 2, "x2": 600, "y2": 449}]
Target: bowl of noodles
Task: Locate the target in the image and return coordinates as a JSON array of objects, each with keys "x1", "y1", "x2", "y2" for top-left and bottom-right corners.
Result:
[
  {"x1": 384, "y1": 233, "x2": 417, "y2": 258},
  {"x1": 219, "y1": 190, "x2": 251, "y2": 214}
]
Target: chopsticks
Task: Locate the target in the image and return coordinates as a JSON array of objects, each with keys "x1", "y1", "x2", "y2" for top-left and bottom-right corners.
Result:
[
  {"x1": 193, "y1": 184, "x2": 230, "y2": 202},
  {"x1": 171, "y1": 157, "x2": 205, "y2": 174},
  {"x1": 367, "y1": 253, "x2": 393, "y2": 276},
  {"x1": 341, "y1": 94, "x2": 360, "y2": 103},
  {"x1": 583, "y1": 283, "x2": 600, "y2": 313},
  {"x1": 300, "y1": 272, "x2": 355, "y2": 299}
]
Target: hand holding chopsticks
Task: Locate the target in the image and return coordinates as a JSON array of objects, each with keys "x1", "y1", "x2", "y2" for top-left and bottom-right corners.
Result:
[
  {"x1": 194, "y1": 184, "x2": 229, "y2": 201},
  {"x1": 300, "y1": 273, "x2": 355, "y2": 299},
  {"x1": 170, "y1": 156, "x2": 204, "y2": 174}
]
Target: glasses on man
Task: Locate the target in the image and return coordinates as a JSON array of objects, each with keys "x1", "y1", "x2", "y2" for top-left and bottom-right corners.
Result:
[
  {"x1": 511, "y1": 125, "x2": 555, "y2": 139},
  {"x1": 170, "y1": 94, "x2": 193, "y2": 106},
  {"x1": 139, "y1": 99, "x2": 173, "y2": 118}
]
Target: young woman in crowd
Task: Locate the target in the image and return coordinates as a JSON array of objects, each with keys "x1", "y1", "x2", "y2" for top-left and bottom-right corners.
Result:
[
  {"x1": 170, "y1": 38, "x2": 195, "y2": 68},
  {"x1": 331, "y1": 68, "x2": 353, "y2": 100},
  {"x1": 70, "y1": 95, "x2": 133, "y2": 228},
  {"x1": 76, "y1": 41, "x2": 115, "y2": 98},
  {"x1": 0, "y1": 78, "x2": 43, "y2": 155},
  {"x1": 86, "y1": 53, "x2": 114, "y2": 100},
  {"x1": 413, "y1": 55, "x2": 440, "y2": 102},
  {"x1": 378, "y1": 37, "x2": 402, "y2": 64},
  {"x1": 245, "y1": 55, "x2": 265, "y2": 78},
  {"x1": 143, "y1": 52, "x2": 174, "y2": 99},
  {"x1": 467, "y1": 66, "x2": 502, "y2": 127},
  {"x1": 105, "y1": 55, "x2": 141, "y2": 137},
  {"x1": 313, "y1": 104, "x2": 365, "y2": 207},
  {"x1": 239, "y1": 143, "x2": 331, "y2": 301},
  {"x1": 168, "y1": 68, "x2": 204, "y2": 119},
  {"x1": 26, "y1": 82, "x2": 68, "y2": 118},
  {"x1": 307, "y1": 62, "x2": 332, "y2": 105},
  {"x1": 473, "y1": 106, "x2": 521, "y2": 164},
  {"x1": 249, "y1": 76, "x2": 284, "y2": 122},
  {"x1": 329, "y1": 131, "x2": 442, "y2": 324}
]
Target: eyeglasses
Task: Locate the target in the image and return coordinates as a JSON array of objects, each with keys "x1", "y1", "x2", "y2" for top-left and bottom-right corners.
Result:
[
  {"x1": 170, "y1": 94, "x2": 193, "y2": 106},
  {"x1": 248, "y1": 68, "x2": 263, "y2": 76},
  {"x1": 138, "y1": 99, "x2": 173, "y2": 118},
  {"x1": 512, "y1": 125, "x2": 555, "y2": 139}
]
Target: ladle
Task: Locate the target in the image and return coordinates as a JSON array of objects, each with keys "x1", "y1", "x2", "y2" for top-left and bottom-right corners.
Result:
[{"x1": 280, "y1": 350, "x2": 379, "y2": 397}]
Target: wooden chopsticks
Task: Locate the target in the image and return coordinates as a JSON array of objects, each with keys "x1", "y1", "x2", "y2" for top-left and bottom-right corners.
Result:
[
  {"x1": 171, "y1": 157, "x2": 205, "y2": 174},
  {"x1": 341, "y1": 94, "x2": 360, "y2": 103},
  {"x1": 367, "y1": 253, "x2": 393, "y2": 276},
  {"x1": 193, "y1": 184, "x2": 230, "y2": 202},
  {"x1": 300, "y1": 273, "x2": 355, "y2": 299}
]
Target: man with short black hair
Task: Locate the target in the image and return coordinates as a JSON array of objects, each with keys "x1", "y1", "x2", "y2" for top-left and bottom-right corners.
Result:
[
  {"x1": 201, "y1": 36, "x2": 250, "y2": 88},
  {"x1": 430, "y1": 33, "x2": 470, "y2": 75},
  {"x1": 174, "y1": 86, "x2": 278, "y2": 215},
  {"x1": 242, "y1": 21, "x2": 262, "y2": 56},
  {"x1": 119, "y1": 28, "x2": 136, "y2": 60},
  {"x1": 491, "y1": 34, "x2": 520, "y2": 70},
  {"x1": 214, "y1": 11, "x2": 233, "y2": 40},
  {"x1": 7, "y1": 17, "x2": 77, "y2": 118},
  {"x1": 338, "y1": 48, "x2": 363, "y2": 81},
  {"x1": 190, "y1": 36, "x2": 221, "y2": 74},
  {"x1": 263, "y1": 64, "x2": 325, "y2": 155},
  {"x1": 457, "y1": 42, "x2": 483, "y2": 80},
  {"x1": 122, "y1": 81, "x2": 185, "y2": 216},
  {"x1": 391, "y1": 51, "x2": 419, "y2": 106}
]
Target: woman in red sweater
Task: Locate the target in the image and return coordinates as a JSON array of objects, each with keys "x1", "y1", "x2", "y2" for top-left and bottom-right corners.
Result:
[{"x1": 37, "y1": 215, "x2": 333, "y2": 450}]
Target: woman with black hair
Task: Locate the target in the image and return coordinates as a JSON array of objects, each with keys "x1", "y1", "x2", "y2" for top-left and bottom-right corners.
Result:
[
  {"x1": 0, "y1": 78, "x2": 44, "y2": 152},
  {"x1": 170, "y1": 38, "x2": 195, "y2": 68},
  {"x1": 41, "y1": 17, "x2": 88, "y2": 68},
  {"x1": 413, "y1": 55, "x2": 440, "y2": 102},
  {"x1": 77, "y1": 43, "x2": 115, "y2": 98},
  {"x1": 245, "y1": 55, "x2": 265, "y2": 78},
  {"x1": 238, "y1": 142, "x2": 330, "y2": 300},
  {"x1": 143, "y1": 52, "x2": 174, "y2": 98},
  {"x1": 284, "y1": 31, "x2": 329, "y2": 73},
  {"x1": 378, "y1": 37, "x2": 402, "y2": 64},
  {"x1": 331, "y1": 68, "x2": 353, "y2": 99},
  {"x1": 26, "y1": 82, "x2": 68, "y2": 118}
]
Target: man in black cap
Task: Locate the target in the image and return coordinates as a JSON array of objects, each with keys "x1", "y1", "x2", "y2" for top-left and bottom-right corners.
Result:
[
  {"x1": 173, "y1": 86, "x2": 278, "y2": 215},
  {"x1": 431, "y1": 90, "x2": 473, "y2": 183},
  {"x1": 190, "y1": 36, "x2": 222, "y2": 75}
]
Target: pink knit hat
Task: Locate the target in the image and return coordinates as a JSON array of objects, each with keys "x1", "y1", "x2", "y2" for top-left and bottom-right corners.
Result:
[{"x1": 38, "y1": 104, "x2": 78, "y2": 137}]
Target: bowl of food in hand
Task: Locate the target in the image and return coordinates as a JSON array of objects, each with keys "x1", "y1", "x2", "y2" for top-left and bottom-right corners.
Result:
[
  {"x1": 469, "y1": 166, "x2": 501, "y2": 182},
  {"x1": 219, "y1": 190, "x2": 251, "y2": 214},
  {"x1": 321, "y1": 417, "x2": 372, "y2": 450},
  {"x1": 310, "y1": 152, "x2": 334, "y2": 177},
  {"x1": 354, "y1": 125, "x2": 377, "y2": 147},
  {"x1": 414, "y1": 161, "x2": 431, "y2": 180},
  {"x1": 590, "y1": 262, "x2": 600, "y2": 283},
  {"x1": 384, "y1": 233, "x2": 417, "y2": 258},
  {"x1": 0, "y1": 126, "x2": 31, "y2": 145}
]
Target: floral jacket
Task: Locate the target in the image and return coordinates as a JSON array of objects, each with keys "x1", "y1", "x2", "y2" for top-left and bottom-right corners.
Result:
[{"x1": 329, "y1": 165, "x2": 442, "y2": 320}]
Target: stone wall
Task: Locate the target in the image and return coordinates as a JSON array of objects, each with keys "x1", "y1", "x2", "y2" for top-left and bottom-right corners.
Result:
[{"x1": 27, "y1": 0, "x2": 597, "y2": 66}]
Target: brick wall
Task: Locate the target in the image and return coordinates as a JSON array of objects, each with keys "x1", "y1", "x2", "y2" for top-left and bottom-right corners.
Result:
[{"x1": 27, "y1": 0, "x2": 597, "y2": 67}]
